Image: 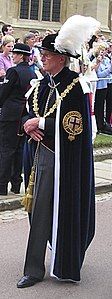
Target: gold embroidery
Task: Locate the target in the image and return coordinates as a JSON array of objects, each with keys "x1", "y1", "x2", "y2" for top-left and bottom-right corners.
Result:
[
  {"x1": 22, "y1": 78, "x2": 80, "y2": 212},
  {"x1": 63, "y1": 111, "x2": 83, "y2": 141},
  {"x1": 32, "y1": 77, "x2": 79, "y2": 118}
]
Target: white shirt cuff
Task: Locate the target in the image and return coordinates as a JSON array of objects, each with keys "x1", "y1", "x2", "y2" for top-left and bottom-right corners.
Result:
[{"x1": 39, "y1": 117, "x2": 45, "y2": 130}]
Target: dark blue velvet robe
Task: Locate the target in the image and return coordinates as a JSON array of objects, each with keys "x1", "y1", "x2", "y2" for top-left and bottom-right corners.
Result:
[{"x1": 50, "y1": 68, "x2": 95, "y2": 281}]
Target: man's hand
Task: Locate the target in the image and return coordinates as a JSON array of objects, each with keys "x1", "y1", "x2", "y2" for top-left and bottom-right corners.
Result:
[
  {"x1": 30, "y1": 128, "x2": 44, "y2": 142},
  {"x1": 24, "y1": 117, "x2": 40, "y2": 134}
]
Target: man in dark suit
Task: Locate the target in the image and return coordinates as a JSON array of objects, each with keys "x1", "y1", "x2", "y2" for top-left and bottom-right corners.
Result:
[{"x1": 0, "y1": 43, "x2": 36, "y2": 195}]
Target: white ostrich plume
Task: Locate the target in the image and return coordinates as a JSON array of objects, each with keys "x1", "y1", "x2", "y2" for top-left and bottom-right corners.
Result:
[{"x1": 54, "y1": 15, "x2": 100, "y2": 56}]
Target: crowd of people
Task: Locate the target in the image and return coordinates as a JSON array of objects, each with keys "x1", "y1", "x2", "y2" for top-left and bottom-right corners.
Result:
[
  {"x1": 82, "y1": 34, "x2": 112, "y2": 134},
  {"x1": 0, "y1": 24, "x2": 56, "y2": 195},
  {"x1": 0, "y1": 24, "x2": 112, "y2": 129},
  {"x1": 0, "y1": 22, "x2": 111, "y2": 196},
  {"x1": 0, "y1": 15, "x2": 111, "y2": 288},
  {"x1": 70, "y1": 33, "x2": 112, "y2": 134}
]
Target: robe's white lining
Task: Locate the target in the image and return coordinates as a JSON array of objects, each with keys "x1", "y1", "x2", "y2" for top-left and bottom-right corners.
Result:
[{"x1": 50, "y1": 89, "x2": 61, "y2": 277}]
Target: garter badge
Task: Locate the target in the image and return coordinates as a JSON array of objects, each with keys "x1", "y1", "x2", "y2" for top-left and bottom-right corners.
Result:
[{"x1": 62, "y1": 111, "x2": 83, "y2": 141}]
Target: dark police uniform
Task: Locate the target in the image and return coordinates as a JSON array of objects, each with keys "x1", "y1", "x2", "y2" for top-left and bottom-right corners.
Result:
[{"x1": 0, "y1": 61, "x2": 36, "y2": 195}]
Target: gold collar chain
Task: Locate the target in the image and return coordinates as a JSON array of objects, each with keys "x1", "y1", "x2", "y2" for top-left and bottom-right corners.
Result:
[{"x1": 33, "y1": 77, "x2": 79, "y2": 118}]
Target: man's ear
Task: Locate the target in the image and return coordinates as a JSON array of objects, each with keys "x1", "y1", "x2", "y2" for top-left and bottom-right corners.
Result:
[{"x1": 59, "y1": 55, "x2": 66, "y2": 64}]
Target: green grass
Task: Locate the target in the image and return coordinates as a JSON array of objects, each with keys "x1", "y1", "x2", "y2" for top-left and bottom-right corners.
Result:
[{"x1": 94, "y1": 133, "x2": 112, "y2": 148}]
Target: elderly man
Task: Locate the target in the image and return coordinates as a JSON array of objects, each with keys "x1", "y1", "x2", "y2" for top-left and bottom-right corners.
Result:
[{"x1": 17, "y1": 15, "x2": 99, "y2": 288}]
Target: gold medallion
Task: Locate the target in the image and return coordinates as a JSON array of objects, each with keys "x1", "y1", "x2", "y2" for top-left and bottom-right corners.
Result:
[{"x1": 62, "y1": 111, "x2": 83, "y2": 141}]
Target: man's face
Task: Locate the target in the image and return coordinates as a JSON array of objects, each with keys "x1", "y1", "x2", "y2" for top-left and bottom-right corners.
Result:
[
  {"x1": 6, "y1": 26, "x2": 14, "y2": 35},
  {"x1": 41, "y1": 50, "x2": 64, "y2": 75}
]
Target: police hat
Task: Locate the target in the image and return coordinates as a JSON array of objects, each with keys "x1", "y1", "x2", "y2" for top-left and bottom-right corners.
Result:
[{"x1": 12, "y1": 43, "x2": 31, "y2": 55}]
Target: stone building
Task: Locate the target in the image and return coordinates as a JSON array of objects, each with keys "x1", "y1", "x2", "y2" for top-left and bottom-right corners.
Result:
[{"x1": 0, "y1": 0, "x2": 111, "y2": 38}]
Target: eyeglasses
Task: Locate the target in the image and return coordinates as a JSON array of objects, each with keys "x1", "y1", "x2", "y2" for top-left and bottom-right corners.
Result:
[{"x1": 40, "y1": 51, "x2": 55, "y2": 60}]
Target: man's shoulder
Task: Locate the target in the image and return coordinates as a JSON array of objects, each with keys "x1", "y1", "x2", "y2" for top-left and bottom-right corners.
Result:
[
  {"x1": 65, "y1": 70, "x2": 90, "y2": 95},
  {"x1": 69, "y1": 68, "x2": 79, "y2": 78},
  {"x1": 63, "y1": 67, "x2": 79, "y2": 79},
  {"x1": 57, "y1": 67, "x2": 79, "y2": 89},
  {"x1": 40, "y1": 74, "x2": 49, "y2": 86}
]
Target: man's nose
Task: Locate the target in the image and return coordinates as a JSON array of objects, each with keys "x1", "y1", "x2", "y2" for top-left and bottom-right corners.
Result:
[{"x1": 41, "y1": 55, "x2": 45, "y2": 62}]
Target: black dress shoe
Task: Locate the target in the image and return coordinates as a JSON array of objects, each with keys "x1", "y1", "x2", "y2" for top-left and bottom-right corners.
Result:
[
  {"x1": 101, "y1": 122, "x2": 112, "y2": 135},
  {"x1": 17, "y1": 275, "x2": 42, "y2": 288}
]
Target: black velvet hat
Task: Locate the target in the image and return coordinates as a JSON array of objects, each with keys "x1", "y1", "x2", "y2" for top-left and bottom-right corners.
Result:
[
  {"x1": 38, "y1": 33, "x2": 80, "y2": 58},
  {"x1": 39, "y1": 16, "x2": 100, "y2": 59},
  {"x1": 12, "y1": 43, "x2": 31, "y2": 55},
  {"x1": 39, "y1": 33, "x2": 58, "y2": 52}
]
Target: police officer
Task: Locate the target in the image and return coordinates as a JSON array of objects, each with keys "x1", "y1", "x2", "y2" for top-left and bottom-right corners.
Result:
[{"x1": 0, "y1": 43, "x2": 36, "y2": 195}]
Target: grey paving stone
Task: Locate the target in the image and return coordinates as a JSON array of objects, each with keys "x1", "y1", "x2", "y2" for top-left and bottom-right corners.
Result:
[{"x1": 0, "y1": 148, "x2": 112, "y2": 212}]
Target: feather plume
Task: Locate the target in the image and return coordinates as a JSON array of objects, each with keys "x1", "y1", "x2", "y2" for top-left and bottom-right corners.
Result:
[{"x1": 54, "y1": 15, "x2": 100, "y2": 56}]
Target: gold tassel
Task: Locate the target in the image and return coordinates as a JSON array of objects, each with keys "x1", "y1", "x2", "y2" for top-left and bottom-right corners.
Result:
[
  {"x1": 21, "y1": 141, "x2": 40, "y2": 213},
  {"x1": 21, "y1": 166, "x2": 35, "y2": 213}
]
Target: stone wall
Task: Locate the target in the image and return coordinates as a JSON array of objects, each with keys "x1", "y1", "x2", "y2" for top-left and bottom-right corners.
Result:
[{"x1": 0, "y1": 0, "x2": 111, "y2": 38}]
